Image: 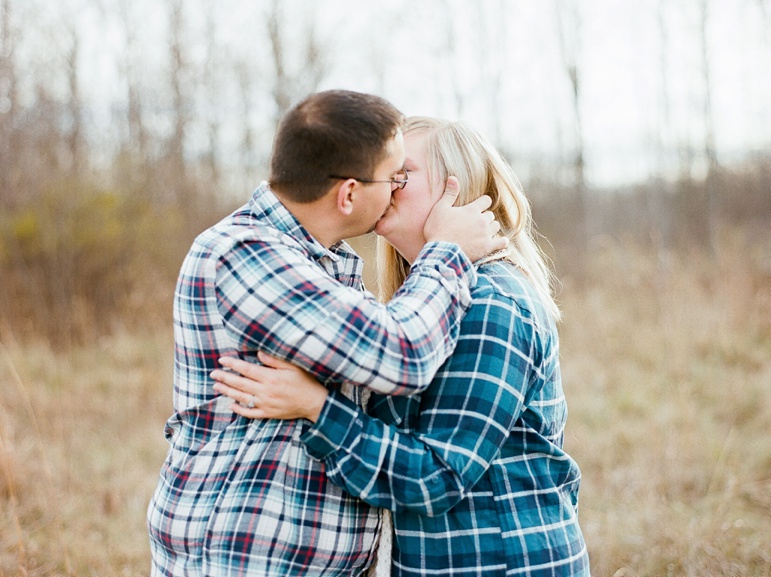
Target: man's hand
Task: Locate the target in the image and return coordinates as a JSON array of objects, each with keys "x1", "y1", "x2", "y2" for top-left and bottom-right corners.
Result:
[{"x1": 423, "y1": 176, "x2": 508, "y2": 262}]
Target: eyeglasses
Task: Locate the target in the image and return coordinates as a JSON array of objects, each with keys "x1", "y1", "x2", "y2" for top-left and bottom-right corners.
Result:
[{"x1": 329, "y1": 170, "x2": 409, "y2": 190}]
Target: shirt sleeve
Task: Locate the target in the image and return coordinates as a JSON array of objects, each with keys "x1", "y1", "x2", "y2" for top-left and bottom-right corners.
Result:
[
  {"x1": 215, "y1": 239, "x2": 477, "y2": 396},
  {"x1": 300, "y1": 293, "x2": 536, "y2": 515}
]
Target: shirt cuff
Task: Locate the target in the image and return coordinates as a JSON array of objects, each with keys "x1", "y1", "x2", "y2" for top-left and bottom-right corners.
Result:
[
  {"x1": 300, "y1": 389, "x2": 362, "y2": 461},
  {"x1": 413, "y1": 241, "x2": 478, "y2": 299}
]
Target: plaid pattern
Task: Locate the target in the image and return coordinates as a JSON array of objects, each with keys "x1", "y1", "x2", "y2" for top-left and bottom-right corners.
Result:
[
  {"x1": 303, "y1": 262, "x2": 590, "y2": 576},
  {"x1": 147, "y1": 183, "x2": 477, "y2": 576}
]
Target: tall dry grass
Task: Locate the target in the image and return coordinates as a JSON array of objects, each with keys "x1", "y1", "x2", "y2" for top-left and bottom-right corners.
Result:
[
  {"x1": 561, "y1": 231, "x2": 771, "y2": 576},
  {"x1": 0, "y1": 231, "x2": 769, "y2": 576},
  {"x1": 0, "y1": 331, "x2": 172, "y2": 576}
]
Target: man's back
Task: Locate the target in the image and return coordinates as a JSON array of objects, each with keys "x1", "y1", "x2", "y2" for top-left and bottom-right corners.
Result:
[{"x1": 148, "y1": 187, "x2": 380, "y2": 575}]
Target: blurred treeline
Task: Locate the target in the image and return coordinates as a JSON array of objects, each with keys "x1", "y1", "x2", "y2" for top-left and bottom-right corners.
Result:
[{"x1": 0, "y1": 0, "x2": 769, "y2": 349}]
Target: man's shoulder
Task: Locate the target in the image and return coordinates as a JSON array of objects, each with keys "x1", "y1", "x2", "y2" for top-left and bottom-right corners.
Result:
[{"x1": 193, "y1": 210, "x2": 303, "y2": 258}]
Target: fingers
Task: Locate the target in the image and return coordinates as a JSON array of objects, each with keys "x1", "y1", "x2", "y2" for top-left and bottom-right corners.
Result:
[
  {"x1": 491, "y1": 235, "x2": 509, "y2": 252},
  {"x1": 218, "y1": 356, "x2": 265, "y2": 379},
  {"x1": 213, "y1": 380, "x2": 256, "y2": 406},
  {"x1": 213, "y1": 380, "x2": 269, "y2": 420},
  {"x1": 485, "y1": 214, "x2": 506, "y2": 251},
  {"x1": 467, "y1": 192, "x2": 492, "y2": 211},
  {"x1": 219, "y1": 353, "x2": 298, "y2": 375},
  {"x1": 435, "y1": 176, "x2": 460, "y2": 208},
  {"x1": 230, "y1": 402, "x2": 266, "y2": 419},
  {"x1": 211, "y1": 368, "x2": 261, "y2": 395},
  {"x1": 256, "y1": 351, "x2": 296, "y2": 370}
]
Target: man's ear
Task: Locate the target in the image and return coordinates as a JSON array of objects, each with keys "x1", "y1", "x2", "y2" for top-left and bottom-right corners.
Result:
[{"x1": 335, "y1": 179, "x2": 356, "y2": 216}]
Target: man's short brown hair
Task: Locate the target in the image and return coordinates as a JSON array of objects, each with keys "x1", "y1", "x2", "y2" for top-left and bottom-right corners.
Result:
[{"x1": 269, "y1": 90, "x2": 404, "y2": 203}]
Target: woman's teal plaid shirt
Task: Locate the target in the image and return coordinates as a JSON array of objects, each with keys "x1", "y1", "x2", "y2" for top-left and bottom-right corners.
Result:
[{"x1": 302, "y1": 262, "x2": 590, "y2": 576}]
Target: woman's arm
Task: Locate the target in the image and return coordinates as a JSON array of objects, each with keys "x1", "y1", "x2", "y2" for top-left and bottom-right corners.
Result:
[
  {"x1": 212, "y1": 355, "x2": 471, "y2": 515},
  {"x1": 302, "y1": 294, "x2": 534, "y2": 515},
  {"x1": 212, "y1": 352, "x2": 329, "y2": 422}
]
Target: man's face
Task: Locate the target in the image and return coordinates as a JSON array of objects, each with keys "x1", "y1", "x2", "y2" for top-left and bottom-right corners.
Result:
[{"x1": 351, "y1": 130, "x2": 405, "y2": 236}]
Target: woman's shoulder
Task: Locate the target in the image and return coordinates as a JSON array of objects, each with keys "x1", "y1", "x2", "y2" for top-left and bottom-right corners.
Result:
[
  {"x1": 474, "y1": 261, "x2": 535, "y2": 300},
  {"x1": 474, "y1": 261, "x2": 555, "y2": 330}
]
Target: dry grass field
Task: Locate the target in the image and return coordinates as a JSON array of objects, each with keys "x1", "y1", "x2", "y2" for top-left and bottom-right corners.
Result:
[{"x1": 1, "y1": 232, "x2": 769, "y2": 576}]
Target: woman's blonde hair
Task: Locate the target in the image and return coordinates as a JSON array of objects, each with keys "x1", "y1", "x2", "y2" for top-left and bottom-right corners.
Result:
[{"x1": 376, "y1": 116, "x2": 561, "y2": 322}]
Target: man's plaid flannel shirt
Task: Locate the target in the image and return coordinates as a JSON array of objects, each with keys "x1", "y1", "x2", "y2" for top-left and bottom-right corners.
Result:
[{"x1": 147, "y1": 183, "x2": 476, "y2": 576}]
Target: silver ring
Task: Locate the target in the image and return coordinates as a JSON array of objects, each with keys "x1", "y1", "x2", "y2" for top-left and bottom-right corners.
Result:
[{"x1": 246, "y1": 396, "x2": 256, "y2": 409}]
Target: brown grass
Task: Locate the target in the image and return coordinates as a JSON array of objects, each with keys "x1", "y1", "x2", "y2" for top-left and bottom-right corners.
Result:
[
  {"x1": 561, "y1": 231, "x2": 771, "y2": 577},
  {"x1": 1, "y1": 231, "x2": 769, "y2": 576},
  {"x1": 0, "y1": 332, "x2": 172, "y2": 575}
]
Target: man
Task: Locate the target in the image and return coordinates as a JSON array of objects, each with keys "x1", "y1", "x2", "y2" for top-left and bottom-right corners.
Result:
[{"x1": 147, "y1": 90, "x2": 505, "y2": 576}]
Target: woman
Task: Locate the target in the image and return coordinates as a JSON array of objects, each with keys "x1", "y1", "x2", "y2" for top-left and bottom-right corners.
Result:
[{"x1": 212, "y1": 117, "x2": 590, "y2": 576}]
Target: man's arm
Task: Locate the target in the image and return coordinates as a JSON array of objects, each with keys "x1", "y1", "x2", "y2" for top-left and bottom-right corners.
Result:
[
  {"x1": 299, "y1": 294, "x2": 532, "y2": 515},
  {"x1": 216, "y1": 239, "x2": 474, "y2": 396},
  {"x1": 215, "y1": 183, "x2": 505, "y2": 396}
]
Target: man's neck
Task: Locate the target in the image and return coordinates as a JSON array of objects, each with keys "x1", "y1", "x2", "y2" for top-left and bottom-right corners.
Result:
[{"x1": 275, "y1": 193, "x2": 341, "y2": 249}]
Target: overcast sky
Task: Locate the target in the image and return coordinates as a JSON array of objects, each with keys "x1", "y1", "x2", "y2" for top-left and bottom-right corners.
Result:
[
  {"x1": 12, "y1": 0, "x2": 771, "y2": 187},
  {"x1": 317, "y1": 0, "x2": 771, "y2": 185}
]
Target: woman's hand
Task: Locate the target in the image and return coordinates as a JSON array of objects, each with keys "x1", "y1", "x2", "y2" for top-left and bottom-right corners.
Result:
[{"x1": 211, "y1": 352, "x2": 329, "y2": 422}]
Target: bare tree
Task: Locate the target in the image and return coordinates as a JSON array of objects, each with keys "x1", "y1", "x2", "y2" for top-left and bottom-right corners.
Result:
[
  {"x1": 118, "y1": 0, "x2": 148, "y2": 164},
  {"x1": 166, "y1": 0, "x2": 190, "y2": 202},
  {"x1": 649, "y1": 0, "x2": 674, "y2": 252},
  {"x1": 437, "y1": 0, "x2": 467, "y2": 119},
  {"x1": 470, "y1": 1, "x2": 507, "y2": 147},
  {"x1": 235, "y1": 59, "x2": 257, "y2": 191},
  {"x1": 266, "y1": 0, "x2": 290, "y2": 121},
  {"x1": 201, "y1": 0, "x2": 220, "y2": 188},
  {"x1": 0, "y1": 0, "x2": 19, "y2": 205},
  {"x1": 266, "y1": 0, "x2": 328, "y2": 125},
  {"x1": 697, "y1": 0, "x2": 719, "y2": 250},
  {"x1": 65, "y1": 25, "x2": 84, "y2": 174},
  {"x1": 554, "y1": 0, "x2": 588, "y2": 247}
]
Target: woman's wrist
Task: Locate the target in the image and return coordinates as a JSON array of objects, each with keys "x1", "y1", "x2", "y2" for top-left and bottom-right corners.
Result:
[{"x1": 305, "y1": 387, "x2": 330, "y2": 423}]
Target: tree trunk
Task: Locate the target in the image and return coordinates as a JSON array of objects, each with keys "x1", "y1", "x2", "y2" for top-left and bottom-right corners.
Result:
[{"x1": 555, "y1": 0, "x2": 588, "y2": 252}]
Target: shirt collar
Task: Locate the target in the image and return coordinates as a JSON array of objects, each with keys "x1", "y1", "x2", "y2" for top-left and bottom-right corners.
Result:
[{"x1": 247, "y1": 182, "x2": 354, "y2": 263}]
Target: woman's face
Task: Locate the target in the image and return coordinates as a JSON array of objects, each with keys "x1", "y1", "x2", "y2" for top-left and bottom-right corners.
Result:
[{"x1": 374, "y1": 130, "x2": 444, "y2": 262}]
